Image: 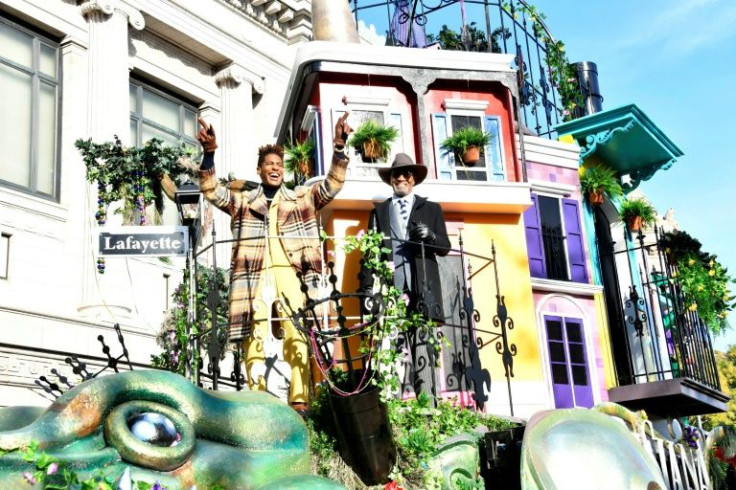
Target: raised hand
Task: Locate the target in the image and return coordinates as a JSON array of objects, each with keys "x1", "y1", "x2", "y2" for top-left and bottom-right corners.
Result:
[
  {"x1": 334, "y1": 112, "x2": 353, "y2": 147},
  {"x1": 196, "y1": 117, "x2": 218, "y2": 153}
]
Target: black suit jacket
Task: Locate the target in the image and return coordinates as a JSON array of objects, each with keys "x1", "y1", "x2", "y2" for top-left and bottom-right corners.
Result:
[{"x1": 360, "y1": 195, "x2": 450, "y2": 321}]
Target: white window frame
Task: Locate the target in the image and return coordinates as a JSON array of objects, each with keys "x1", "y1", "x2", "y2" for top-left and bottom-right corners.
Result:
[
  {"x1": 443, "y1": 99, "x2": 506, "y2": 182},
  {"x1": 0, "y1": 16, "x2": 61, "y2": 200},
  {"x1": 536, "y1": 299, "x2": 602, "y2": 409},
  {"x1": 332, "y1": 101, "x2": 405, "y2": 177},
  {"x1": 0, "y1": 232, "x2": 9, "y2": 279},
  {"x1": 129, "y1": 79, "x2": 199, "y2": 148}
]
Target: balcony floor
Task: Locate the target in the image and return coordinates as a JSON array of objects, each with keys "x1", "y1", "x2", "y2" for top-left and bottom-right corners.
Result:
[{"x1": 608, "y1": 377, "x2": 730, "y2": 418}]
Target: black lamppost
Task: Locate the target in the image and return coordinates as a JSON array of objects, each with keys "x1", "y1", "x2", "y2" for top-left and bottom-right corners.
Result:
[{"x1": 175, "y1": 181, "x2": 202, "y2": 383}]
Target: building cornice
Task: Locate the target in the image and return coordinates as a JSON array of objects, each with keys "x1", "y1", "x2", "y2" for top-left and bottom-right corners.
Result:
[
  {"x1": 215, "y1": 64, "x2": 265, "y2": 94},
  {"x1": 528, "y1": 179, "x2": 577, "y2": 198},
  {"x1": 519, "y1": 134, "x2": 580, "y2": 169},
  {"x1": 531, "y1": 278, "x2": 603, "y2": 296},
  {"x1": 80, "y1": 0, "x2": 145, "y2": 30}
]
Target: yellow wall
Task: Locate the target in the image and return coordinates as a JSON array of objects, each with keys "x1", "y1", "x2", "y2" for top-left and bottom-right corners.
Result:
[
  {"x1": 445, "y1": 212, "x2": 543, "y2": 382},
  {"x1": 594, "y1": 291, "x2": 618, "y2": 389},
  {"x1": 326, "y1": 208, "x2": 544, "y2": 384}
]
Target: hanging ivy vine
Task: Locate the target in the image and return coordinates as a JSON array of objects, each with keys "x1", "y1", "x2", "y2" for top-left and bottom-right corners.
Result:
[
  {"x1": 503, "y1": 2, "x2": 584, "y2": 119},
  {"x1": 75, "y1": 136, "x2": 196, "y2": 226}
]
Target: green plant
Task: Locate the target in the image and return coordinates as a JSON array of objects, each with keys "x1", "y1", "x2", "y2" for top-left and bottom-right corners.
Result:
[
  {"x1": 660, "y1": 230, "x2": 707, "y2": 264},
  {"x1": 502, "y1": 2, "x2": 583, "y2": 119},
  {"x1": 440, "y1": 126, "x2": 492, "y2": 164},
  {"x1": 284, "y1": 140, "x2": 315, "y2": 186},
  {"x1": 338, "y1": 229, "x2": 443, "y2": 399},
  {"x1": 619, "y1": 197, "x2": 657, "y2": 227},
  {"x1": 427, "y1": 23, "x2": 511, "y2": 53},
  {"x1": 349, "y1": 120, "x2": 399, "y2": 161},
  {"x1": 579, "y1": 165, "x2": 623, "y2": 202},
  {"x1": 151, "y1": 266, "x2": 230, "y2": 374},
  {"x1": 3, "y1": 442, "x2": 166, "y2": 489},
  {"x1": 304, "y1": 390, "x2": 517, "y2": 489},
  {"x1": 386, "y1": 392, "x2": 517, "y2": 488},
  {"x1": 75, "y1": 136, "x2": 196, "y2": 226},
  {"x1": 674, "y1": 254, "x2": 735, "y2": 336}
]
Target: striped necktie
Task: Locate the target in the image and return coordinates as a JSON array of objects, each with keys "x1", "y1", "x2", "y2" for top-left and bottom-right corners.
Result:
[{"x1": 398, "y1": 198, "x2": 409, "y2": 230}]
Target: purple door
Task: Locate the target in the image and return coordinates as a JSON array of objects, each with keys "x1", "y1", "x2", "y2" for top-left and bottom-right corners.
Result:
[{"x1": 545, "y1": 316, "x2": 594, "y2": 408}]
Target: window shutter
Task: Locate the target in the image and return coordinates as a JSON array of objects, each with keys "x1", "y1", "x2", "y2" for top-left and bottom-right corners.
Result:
[
  {"x1": 524, "y1": 193, "x2": 547, "y2": 278},
  {"x1": 562, "y1": 198, "x2": 589, "y2": 283},
  {"x1": 432, "y1": 113, "x2": 453, "y2": 180},
  {"x1": 485, "y1": 116, "x2": 505, "y2": 181}
]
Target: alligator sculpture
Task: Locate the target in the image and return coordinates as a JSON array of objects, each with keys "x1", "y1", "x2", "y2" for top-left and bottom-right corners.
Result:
[{"x1": 0, "y1": 370, "x2": 343, "y2": 489}]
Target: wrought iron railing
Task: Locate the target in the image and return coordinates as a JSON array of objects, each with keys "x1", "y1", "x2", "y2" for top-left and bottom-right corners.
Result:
[
  {"x1": 30, "y1": 228, "x2": 519, "y2": 415},
  {"x1": 349, "y1": 0, "x2": 573, "y2": 138},
  {"x1": 540, "y1": 224, "x2": 568, "y2": 281},
  {"x1": 597, "y1": 223, "x2": 721, "y2": 391},
  {"x1": 189, "y1": 228, "x2": 519, "y2": 414}
]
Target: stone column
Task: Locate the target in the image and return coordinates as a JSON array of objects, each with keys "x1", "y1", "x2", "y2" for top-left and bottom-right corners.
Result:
[
  {"x1": 214, "y1": 64, "x2": 263, "y2": 177},
  {"x1": 80, "y1": 0, "x2": 144, "y2": 142},
  {"x1": 77, "y1": 0, "x2": 145, "y2": 323},
  {"x1": 203, "y1": 65, "x2": 263, "y2": 270}
]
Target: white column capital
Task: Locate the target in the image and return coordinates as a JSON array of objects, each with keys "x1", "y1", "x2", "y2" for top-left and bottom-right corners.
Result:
[
  {"x1": 80, "y1": 0, "x2": 145, "y2": 30},
  {"x1": 215, "y1": 64, "x2": 264, "y2": 95}
]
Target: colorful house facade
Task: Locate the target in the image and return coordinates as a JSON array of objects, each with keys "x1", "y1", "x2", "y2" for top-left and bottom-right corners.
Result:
[
  {"x1": 273, "y1": 40, "x2": 598, "y2": 418},
  {"x1": 521, "y1": 137, "x2": 611, "y2": 409},
  {"x1": 557, "y1": 105, "x2": 728, "y2": 418}
]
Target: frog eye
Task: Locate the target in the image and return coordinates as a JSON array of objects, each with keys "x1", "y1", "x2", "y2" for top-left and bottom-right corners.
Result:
[
  {"x1": 128, "y1": 412, "x2": 179, "y2": 447},
  {"x1": 104, "y1": 401, "x2": 194, "y2": 471}
]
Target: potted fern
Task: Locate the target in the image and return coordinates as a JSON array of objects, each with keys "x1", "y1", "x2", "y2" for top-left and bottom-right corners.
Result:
[
  {"x1": 350, "y1": 120, "x2": 399, "y2": 162},
  {"x1": 619, "y1": 197, "x2": 657, "y2": 233},
  {"x1": 579, "y1": 166, "x2": 623, "y2": 206},
  {"x1": 440, "y1": 126, "x2": 492, "y2": 165},
  {"x1": 284, "y1": 140, "x2": 314, "y2": 186}
]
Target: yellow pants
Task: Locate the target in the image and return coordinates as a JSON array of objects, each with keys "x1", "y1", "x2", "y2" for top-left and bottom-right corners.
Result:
[
  {"x1": 243, "y1": 195, "x2": 310, "y2": 405},
  {"x1": 243, "y1": 280, "x2": 310, "y2": 404}
]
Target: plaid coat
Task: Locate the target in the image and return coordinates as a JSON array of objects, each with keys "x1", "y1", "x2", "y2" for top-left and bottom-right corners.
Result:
[{"x1": 199, "y1": 153, "x2": 348, "y2": 341}]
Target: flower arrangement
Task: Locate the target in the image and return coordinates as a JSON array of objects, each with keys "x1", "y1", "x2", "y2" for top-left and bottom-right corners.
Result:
[
  {"x1": 349, "y1": 120, "x2": 399, "y2": 162},
  {"x1": 618, "y1": 196, "x2": 657, "y2": 232},
  {"x1": 284, "y1": 139, "x2": 315, "y2": 186},
  {"x1": 674, "y1": 254, "x2": 734, "y2": 335},
  {"x1": 440, "y1": 126, "x2": 492, "y2": 166},
  {"x1": 579, "y1": 165, "x2": 623, "y2": 205},
  {"x1": 76, "y1": 136, "x2": 195, "y2": 226}
]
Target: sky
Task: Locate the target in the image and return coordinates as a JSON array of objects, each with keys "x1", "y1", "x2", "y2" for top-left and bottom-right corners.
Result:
[
  {"x1": 528, "y1": 0, "x2": 736, "y2": 350},
  {"x1": 357, "y1": 0, "x2": 736, "y2": 349}
]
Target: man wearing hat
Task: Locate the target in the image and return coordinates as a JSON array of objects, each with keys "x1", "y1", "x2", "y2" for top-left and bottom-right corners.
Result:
[{"x1": 360, "y1": 153, "x2": 450, "y2": 398}]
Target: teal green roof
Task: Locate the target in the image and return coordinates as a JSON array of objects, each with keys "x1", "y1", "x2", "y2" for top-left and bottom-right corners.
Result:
[{"x1": 555, "y1": 104, "x2": 683, "y2": 192}]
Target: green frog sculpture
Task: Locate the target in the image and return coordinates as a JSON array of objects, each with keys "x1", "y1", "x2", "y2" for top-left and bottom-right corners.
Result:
[{"x1": 0, "y1": 370, "x2": 343, "y2": 489}]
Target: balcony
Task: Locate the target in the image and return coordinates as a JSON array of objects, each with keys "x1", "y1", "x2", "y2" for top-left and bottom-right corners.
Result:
[
  {"x1": 348, "y1": 0, "x2": 578, "y2": 139},
  {"x1": 594, "y1": 214, "x2": 729, "y2": 417}
]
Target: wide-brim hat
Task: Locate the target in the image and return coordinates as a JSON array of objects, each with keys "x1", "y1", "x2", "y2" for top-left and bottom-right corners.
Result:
[{"x1": 378, "y1": 153, "x2": 427, "y2": 186}]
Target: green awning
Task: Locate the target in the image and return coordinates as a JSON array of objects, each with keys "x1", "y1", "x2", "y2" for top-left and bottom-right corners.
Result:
[{"x1": 555, "y1": 104, "x2": 683, "y2": 192}]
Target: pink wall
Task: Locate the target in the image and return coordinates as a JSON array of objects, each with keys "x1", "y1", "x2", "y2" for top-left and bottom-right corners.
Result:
[{"x1": 526, "y1": 160, "x2": 581, "y2": 192}]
